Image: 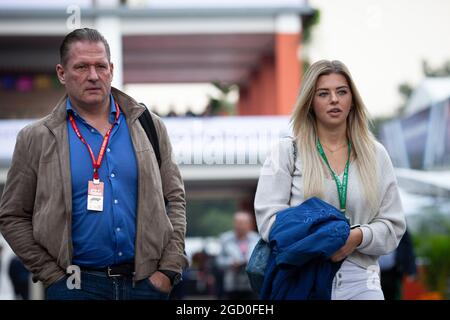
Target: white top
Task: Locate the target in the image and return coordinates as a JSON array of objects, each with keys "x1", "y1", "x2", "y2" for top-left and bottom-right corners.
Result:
[{"x1": 254, "y1": 137, "x2": 406, "y2": 269}]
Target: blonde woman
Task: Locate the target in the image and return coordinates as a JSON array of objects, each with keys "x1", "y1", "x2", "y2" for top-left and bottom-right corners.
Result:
[{"x1": 254, "y1": 60, "x2": 406, "y2": 300}]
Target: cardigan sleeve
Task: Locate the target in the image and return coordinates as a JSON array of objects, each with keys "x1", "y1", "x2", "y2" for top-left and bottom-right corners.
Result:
[
  {"x1": 356, "y1": 142, "x2": 406, "y2": 255},
  {"x1": 254, "y1": 138, "x2": 295, "y2": 241}
]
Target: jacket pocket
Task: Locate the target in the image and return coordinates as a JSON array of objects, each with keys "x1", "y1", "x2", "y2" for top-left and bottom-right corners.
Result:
[{"x1": 139, "y1": 205, "x2": 174, "y2": 260}]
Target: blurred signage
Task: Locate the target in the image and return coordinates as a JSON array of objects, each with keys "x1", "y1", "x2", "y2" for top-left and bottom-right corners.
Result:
[
  {"x1": 0, "y1": 116, "x2": 291, "y2": 166},
  {"x1": 165, "y1": 116, "x2": 291, "y2": 165}
]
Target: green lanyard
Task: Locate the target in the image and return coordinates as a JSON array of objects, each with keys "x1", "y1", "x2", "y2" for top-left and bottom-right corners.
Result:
[{"x1": 316, "y1": 139, "x2": 351, "y2": 215}]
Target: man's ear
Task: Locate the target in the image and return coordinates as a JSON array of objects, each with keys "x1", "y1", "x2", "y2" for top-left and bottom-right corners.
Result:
[
  {"x1": 110, "y1": 62, "x2": 114, "y2": 82},
  {"x1": 56, "y1": 64, "x2": 66, "y2": 85}
]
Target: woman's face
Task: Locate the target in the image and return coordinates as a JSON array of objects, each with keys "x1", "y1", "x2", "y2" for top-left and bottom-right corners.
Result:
[{"x1": 312, "y1": 73, "x2": 353, "y2": 130}]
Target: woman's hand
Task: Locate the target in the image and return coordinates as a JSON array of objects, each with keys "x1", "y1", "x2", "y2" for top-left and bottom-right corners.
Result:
[{"x1": 330, "y1": 228, "x2": 363, "y2": 262}]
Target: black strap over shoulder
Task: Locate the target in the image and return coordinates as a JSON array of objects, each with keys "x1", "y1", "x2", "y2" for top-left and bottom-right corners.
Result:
[
  {"x1": 292, "y1": 138, "x2": 297, "y2": 166},
  {"x1": 137, "y1": 104, "x2": 168, "y2": 206},
  {"x1": 138, "y1": 105, "x2": 161, "y2": 168}
]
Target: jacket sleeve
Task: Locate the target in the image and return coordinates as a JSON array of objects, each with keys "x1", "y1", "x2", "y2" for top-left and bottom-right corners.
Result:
[
  {"x1": 0, "y1": 129, "x2": 66, "y2": 286},
  {"x1": 153, "y1": 116, "x2": 189, "y2": 273},
  {"x1": 254, "y1": 138, "x2": 295, "y2": 242},
  {"x1": 356, "y1": 144, "x2": 406, "y2": 256}
]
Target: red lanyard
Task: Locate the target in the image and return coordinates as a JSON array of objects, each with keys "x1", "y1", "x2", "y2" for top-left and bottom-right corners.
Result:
[{"x1": 68, "y1": 103, "x2": 120, "y2": 181}]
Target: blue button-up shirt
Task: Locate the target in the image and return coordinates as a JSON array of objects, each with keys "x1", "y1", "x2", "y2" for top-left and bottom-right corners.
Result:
[{"x1": 67, "y1": 94, "x2": 138, "y2": 268}]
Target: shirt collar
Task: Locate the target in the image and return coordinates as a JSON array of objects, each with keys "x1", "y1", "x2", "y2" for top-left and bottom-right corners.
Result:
[{"x1": 66, "y1": 93, "x2": 118, "y2": 123}]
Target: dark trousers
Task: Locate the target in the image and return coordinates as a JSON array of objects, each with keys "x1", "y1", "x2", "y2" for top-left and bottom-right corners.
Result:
[
  {"x1": 381, "y1": 269, "x2": 402, "y2": 300},
  {"x1": 46, "y1": 270, "x2": 170, "y2": 300}
]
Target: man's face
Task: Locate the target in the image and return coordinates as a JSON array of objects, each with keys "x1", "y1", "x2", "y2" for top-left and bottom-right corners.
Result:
[
  {"x1": 234, "y1": 213, "x2": 252, "y2": 238},
  {"x1": 56, "y1": 41, "x2": 113, "y2": 109}
]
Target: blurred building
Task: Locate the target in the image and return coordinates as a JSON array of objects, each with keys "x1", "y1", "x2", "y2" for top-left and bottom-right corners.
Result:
[
  {"x1": 380, "y1": 77, "x2": 450, "y2": 171},
  {"x1": 0, "y1": 0, "x2": 315, "y2": 118}
]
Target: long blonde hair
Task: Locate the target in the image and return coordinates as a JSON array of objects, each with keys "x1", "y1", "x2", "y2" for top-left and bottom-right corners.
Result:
[{"x1": 291, "y1": 60, "x2": 378, "y2": 209}]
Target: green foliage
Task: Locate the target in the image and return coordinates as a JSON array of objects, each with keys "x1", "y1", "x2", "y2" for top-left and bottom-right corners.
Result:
[
  {"x1": 302, "y1": 9, "x2": 320, "y2": 44},
  {"x1": 416, "y1": 234, "x2": 450, "y2": 296},
  {"x1": 186, "y1": 199, "x2": 237, "y2": 237},
  {"x1": 423, "y1": 60, "x2": 450, "y2": 77},
  {"x1": 205, "y1": 81, "x2": 238, "y2": 116},
  {"x1": 415, "y1": 209, "x2": 450, "y2": 235},
  {"x1": 413, "y1": 211, "x2": 450, "y2": 297}
]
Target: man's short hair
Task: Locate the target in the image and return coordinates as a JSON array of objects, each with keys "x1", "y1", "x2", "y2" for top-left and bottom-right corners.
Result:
[{"x1": 59, "y1": 28, "x2": 111, "y2": 65}]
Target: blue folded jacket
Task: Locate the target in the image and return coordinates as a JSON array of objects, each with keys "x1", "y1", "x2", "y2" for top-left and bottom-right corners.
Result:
[{"x1": 260, "y1": 197, "x2": 350, "y2": 300}]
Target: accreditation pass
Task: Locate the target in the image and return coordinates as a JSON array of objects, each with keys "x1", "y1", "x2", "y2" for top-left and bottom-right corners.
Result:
[{"x1": 87, "y1": 180, "x2": 104, "y2": 212}]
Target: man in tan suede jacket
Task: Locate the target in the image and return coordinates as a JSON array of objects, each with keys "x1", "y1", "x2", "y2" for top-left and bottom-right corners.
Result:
[{"x1": 0, "y1": 28, "x2": 187, "y2": 300}]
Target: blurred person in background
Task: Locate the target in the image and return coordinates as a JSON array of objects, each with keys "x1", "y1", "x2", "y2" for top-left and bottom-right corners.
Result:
[
  {"x1": 191, "y1": 250, "x2": 216, "y2": 298},
  {"x1": 254, "y1": 60, "x2": 406, "y2": 300},
  {"x1": 379, "y1": 229, "x2": 417, "y2": 300},
  {"x1": 216, "y1": 211, "x2": 259, "y2": 300},
  {"x1": 0, "y1": 28, "x2": 187, "y2": 300}
]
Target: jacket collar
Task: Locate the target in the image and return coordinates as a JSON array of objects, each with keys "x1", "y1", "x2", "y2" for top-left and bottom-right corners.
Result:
[
  {"x1": 44, "y1": 87, "x2": 145, "y2": 130},
  {"x1": 111, "y1": 87, "x2": 145, "y2": 122}
]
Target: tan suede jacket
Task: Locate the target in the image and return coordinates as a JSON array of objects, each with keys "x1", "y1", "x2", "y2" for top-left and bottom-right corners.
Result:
[{"x1": 0, "y1": 87, "x2": 188, "y2": 287}]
